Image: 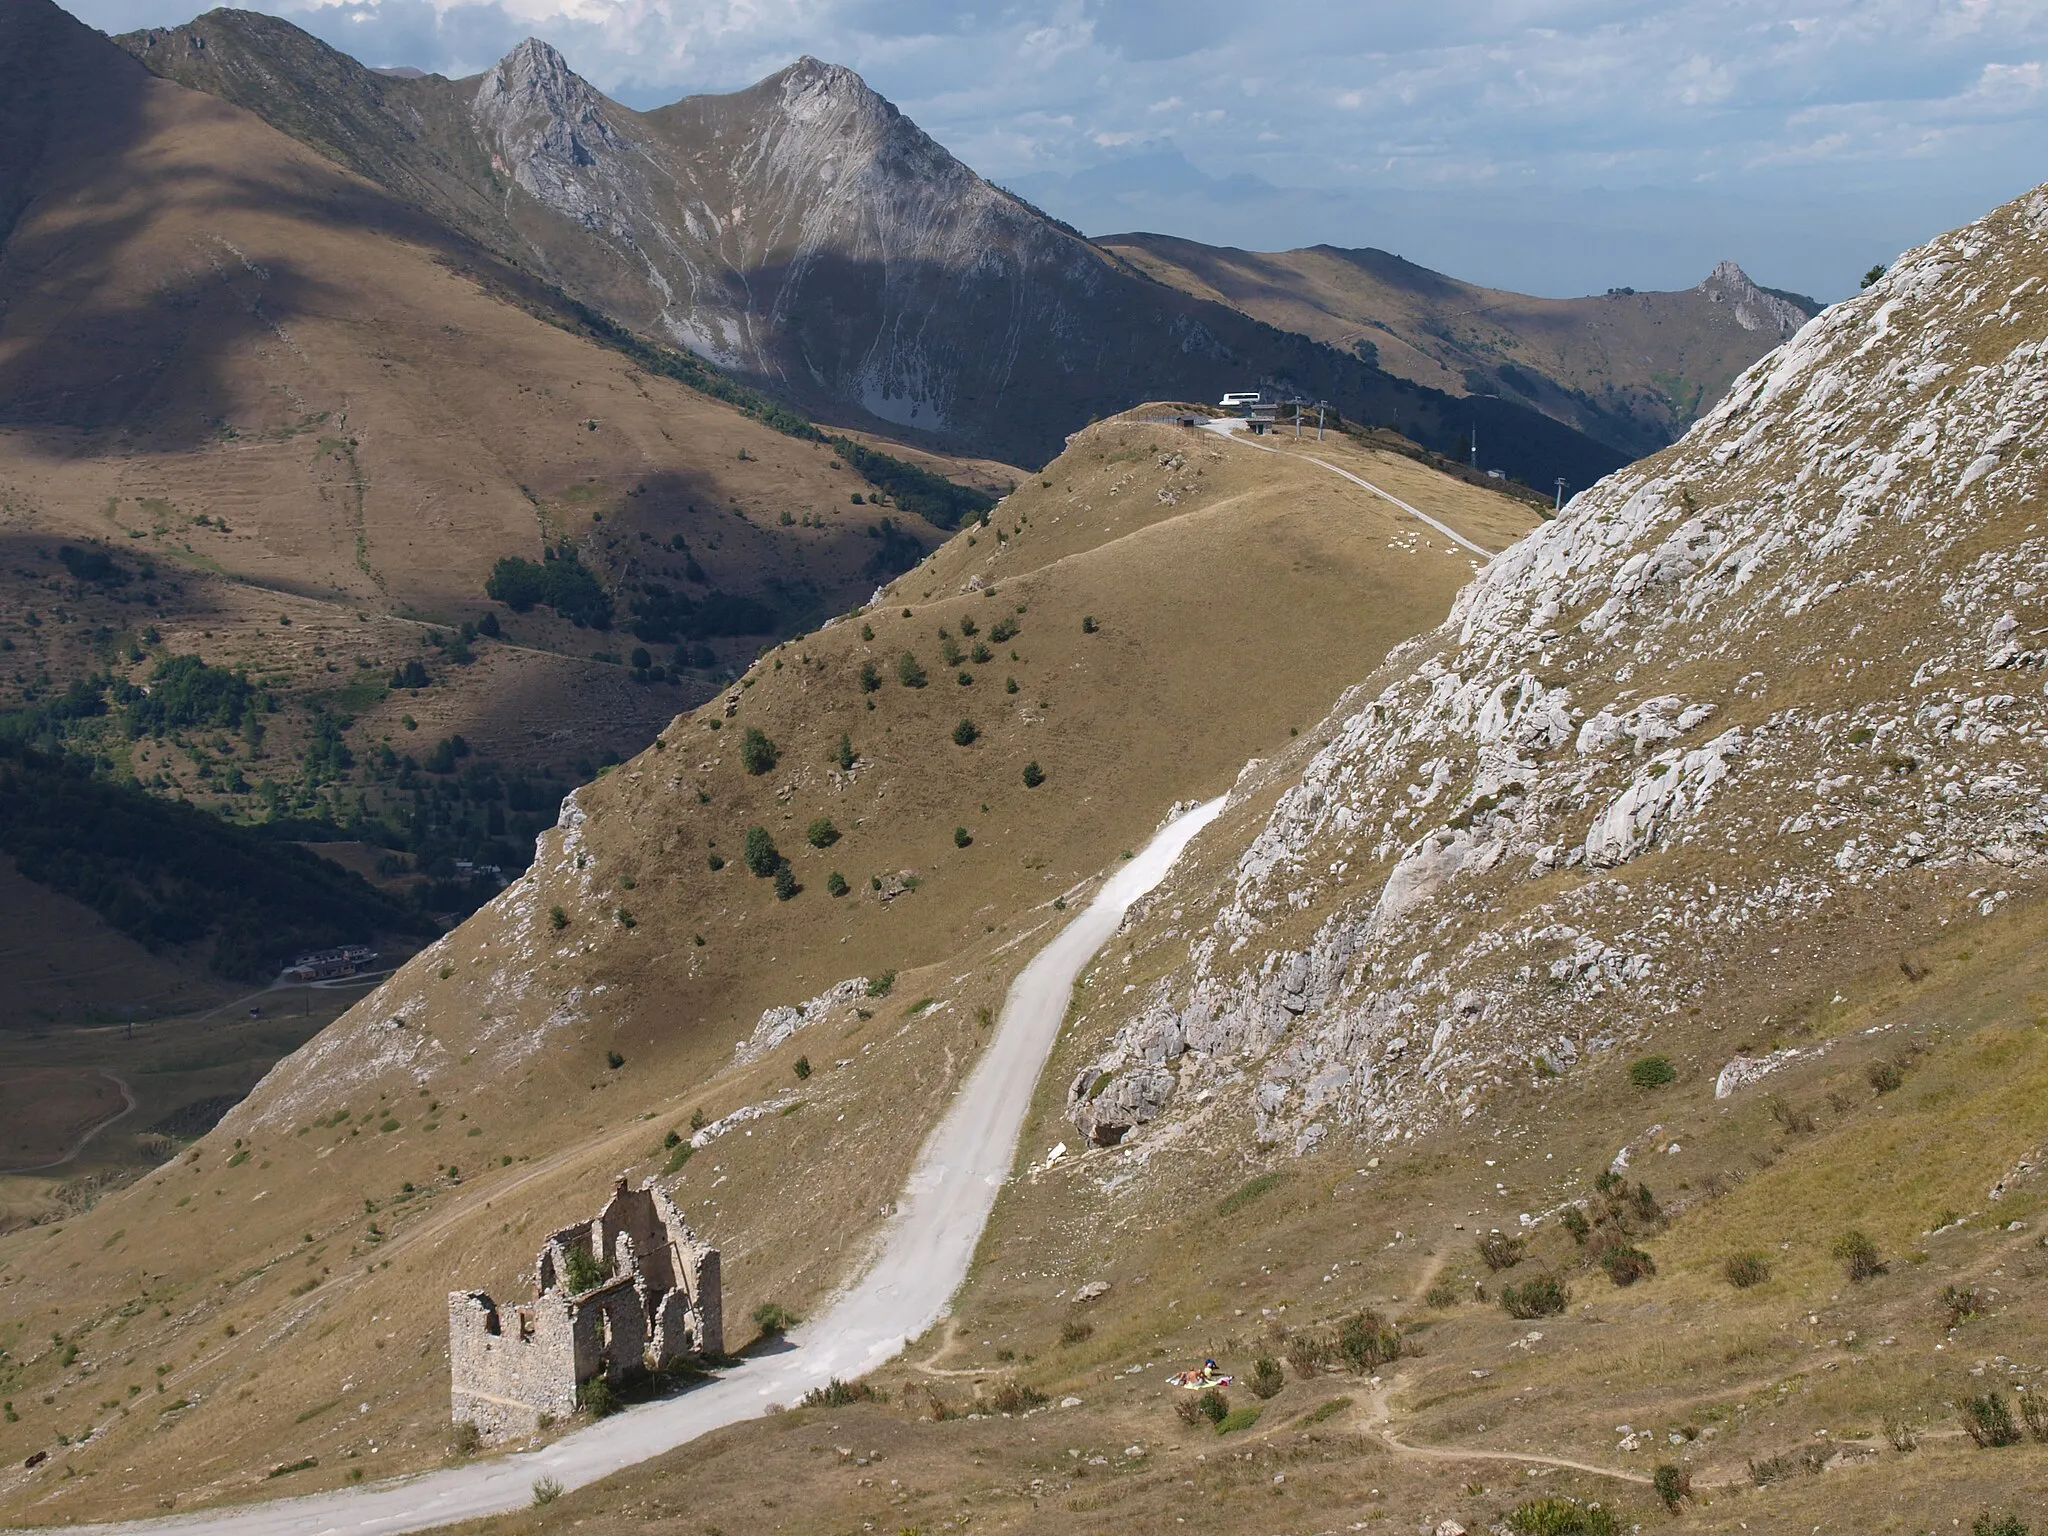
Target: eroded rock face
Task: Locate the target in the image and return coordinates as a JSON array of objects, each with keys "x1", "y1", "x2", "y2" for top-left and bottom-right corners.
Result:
[
  {"x1": 1063, "y1": 181, "x2": 2048, "y2": 1160},
  {"x1": 473, "y1": 38, "x2": 630, "y2": 222}
]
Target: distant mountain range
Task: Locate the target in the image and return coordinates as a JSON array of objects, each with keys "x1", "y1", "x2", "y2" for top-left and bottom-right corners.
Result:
[
  {"x1": 1102, "y1": 237, "x2": 1819, "y2": 462},
  {"x1": 113, "y1": 10, "x2": 1639, "y2": 486}
]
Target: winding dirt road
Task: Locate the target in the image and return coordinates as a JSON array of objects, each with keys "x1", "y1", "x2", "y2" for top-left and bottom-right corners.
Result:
[
  {"x1": 33, "y1": 796, "x2": 1228, "y2": 1536},
  {"x1": 1199, "y1": 418, "x2": 1500, "y2": 558},
  {"x1": 2, "y1": 1071, "x2": 138, "y2": 1175}
]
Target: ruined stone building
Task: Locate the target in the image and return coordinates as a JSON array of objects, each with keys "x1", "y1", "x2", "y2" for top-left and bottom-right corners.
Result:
[{"x1": 448, "y1": 1176, "x2": 722, "y2": 1437}]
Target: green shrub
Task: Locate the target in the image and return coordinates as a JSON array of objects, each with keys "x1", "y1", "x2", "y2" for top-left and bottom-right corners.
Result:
[
  {"x1": 1723, "y1": 1253, "x2": 1772, "y2": 1288},
  {"x1": 2019, "y1": 1388, "x2": 2048, "y2": 1441},
  {"x1": 773, "y1": 865, "x2": 799, "y2": 901},
  {"x1": 987, "y1": 1379, "x2": 1048, "y2": 1414},
  {"x1": 1868, "y1": 1059, "x2": 1906, "y2": 1093},
  {"x1": 954, "y1": 825, "x2": 972, "y2": 848},
  {"x1": 743, "y1": 825, "x2": 782, "y2": 877},
  {"x1": 605, "y1": 1049, "x2": 625, "y2": 1070},
  {"x1": 952, "y1": 718, "x2": 979, "y2": 746},
  {"x1": 1337, "y1": 1310, "x2": 1401, "y2": 1372},
  {"x1": 1500, "y1": 1276, "x2": 1568, "y2": 1318},
  {"x1": 1022, "y1": 759, "x2": 1045, "y2": 788},
  {"x1": 1599, "y1": 1244, "x2": 1656, "y2": 1286},
  {"x1": 562, "y1": 1244, "x2": 607, "y2": 1293},
  {"x1": 1506, "y1": 1496, "x2": 1618, "y2": 1535},
  {"x1": 1215, "y1": 1405, "x2": 1262, "y2": 1434},
  {"x1": 807, "y1": 817, "x2": 841, "y2": 848},
  {"x1": 1974, "y1": 1514, "x2": 2030, "y2": 1536},
  {"x1": 895, "y1": 652, "x2": 927, "y2": 688},
  {"x1": 1195, "y1": 1388, "x2": 1229, "y2": 1425},
  {"x1": 1748, "y1": 1453, "x2": 1793, "y2": 1485},
  {"x1": 1284, "y1": 1331, "x2": 1333, "y2": 1375},
  {"x1": 1942, "y1": 1284, "x2": 1979, "y2": 1328},
  {"x1": 1478, "y1": 1232, "x2": 1525, "y2": 1271},
  {"x1": 832, "y1": 732, "x2": 856, "y2": 770},
  {"x1": 1559, "y1": 1207, "x2": 1590, "y2": 1243},
  {"x1": 1964, "y1": 1392, "x2": 2023, "y2": 1447},
  {"x1": 1833, "y1": 1229, "x2": 1886, "y2": 1282},
  {"x1": 799, "y1": 1378, "x2": 886, "y2": 1408},
  {"x1": 1081, "y1": 615, "x2": 1098, "y2": 633},
  {"x1": 662, "y1": 1142, "x2": 692, "y2": 1176},
  {"x1": 531, "y1": 1476, "x2": 563, "y2": 1506},
  {"x1": 549, "y1": 905, "x2": 568, "y2": 930},
  {"x1": 1652, "y1": 1463, "x2": 1689, "y2": 1510},
  {"x1": 825, "y1": 871, "x2": 849, "y2": 897},
  {"x1": 1249, "y1": 1357, "x2": 1284, "y2": 1399},
  {"x1": 1424, "y1": 1281, "x2": 1459, "y2": 1309},
  {"x1": 858, "y1": 661, "x2": 881, "y2": 692},
  {"x1": 867, "y1": 971, "x2": 895, "y2": 996},
  {"x1": 1058, "y1": 1318, "x2": 1093, "y2": 1346},
  {"x1": 488, "y1": 555, "x2": 612, "y2": 628},
  {"x1": 793, "y1": 1055, "x2": 811, "y2": 1080},
  {"x1": 707, "y1": 852, "x2": 725, "y2": 871},
  {"x1": 751, "y1": 1302, "x2": 799, "y2": 1336},
  {"x1": 740, "y1": 726, "x2": 778, "y2": 775},
  {"x1": 576, "y1": 1377, "x2": 620, "y2": 1418},
  {"x1": 1628, "y1": 1055, "x2": 1677, "y2": 1088}
]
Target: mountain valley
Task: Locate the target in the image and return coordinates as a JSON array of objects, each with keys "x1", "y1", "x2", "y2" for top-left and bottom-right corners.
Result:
[{"x1": 1, "y1": 6, "x2": 2046, "y2": 1534}]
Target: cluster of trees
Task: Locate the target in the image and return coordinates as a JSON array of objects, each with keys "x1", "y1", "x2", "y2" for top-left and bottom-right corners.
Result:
[
  {"x1": 58, "y1": 544, "x2": 128, "y2": 587},
  {"x1": 627, "y1": 583, "x2": 775, "y2": 645},
  {"x1": 0, "y1": 740, "x2": 431, "y2": 979},
  {"x1": 485, "y1": 551, "x2": 613, "y2": 629},
  {"x1": 1, "y1": 655, "x2": 266, "y2": 748},
  {"x1": 826, "y1": 442, "x2": 997, "y2": 530}
]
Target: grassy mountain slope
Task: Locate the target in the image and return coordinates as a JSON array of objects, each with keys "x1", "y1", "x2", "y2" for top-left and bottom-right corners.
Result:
[
  {"x1": 427, "y1": 183, "x2": 2048, "y2": 1536},
  {"x1": 0, "y1": 0, "x2": 1015, "y2": 997},
  {"x1": 113, "y1": 11, "x2": 1627, "y2": 490},
  {"x1": 0, "y1": 411, "x2": 1533, "y2": 1521},
  {"x1": 1103, "y1": 233, "x2": 1818, "y2": 462}
]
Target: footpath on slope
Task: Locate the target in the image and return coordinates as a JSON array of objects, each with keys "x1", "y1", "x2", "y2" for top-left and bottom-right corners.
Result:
[
  {"x1": 31, "y1": 797, "x2": 1229, "y2": 1536},
  {"x1": 1198, "y1": 418, "x2": 1499, "y2": 558}
]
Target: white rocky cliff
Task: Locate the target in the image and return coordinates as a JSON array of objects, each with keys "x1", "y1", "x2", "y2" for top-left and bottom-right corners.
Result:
[{"x1": 1067, "y1": 183, "x2": 2048, "y2": 1158}]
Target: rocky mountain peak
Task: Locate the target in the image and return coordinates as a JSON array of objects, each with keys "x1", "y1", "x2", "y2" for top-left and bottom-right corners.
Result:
[
  {"x1": 471, "y1": 35, "x2": 627, "y2": 217},
  {"x1": 474, "y1": 36, "x2": 620, "y2": 150},
  {"x1": 1696, "y1": 257, "x2": 1810, "y2": 335},
  {"x1": 769, "y1": 53, "x2": 899, "y2": 134}
]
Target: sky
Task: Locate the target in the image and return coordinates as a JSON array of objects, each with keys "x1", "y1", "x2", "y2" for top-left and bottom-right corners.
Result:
[{"x1": 72, "y1": 0, "x2": 2048, "y2": 301}]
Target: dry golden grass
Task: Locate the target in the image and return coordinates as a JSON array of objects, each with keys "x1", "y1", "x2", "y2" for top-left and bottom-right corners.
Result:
[
  {"x1": 0, "y1": 410, "x2": 1529, "y2": 1521},
  {"x1": 429, "y1": 892, "x2": 2048, "y2": 1536},
  {"x1": 0, "y1": 7, "x2": 981, "y2": 819}
]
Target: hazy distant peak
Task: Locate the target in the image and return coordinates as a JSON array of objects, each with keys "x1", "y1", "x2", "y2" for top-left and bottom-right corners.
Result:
[{"x1": 1696, "y1": 258, "x2": 1810, "y2": 335}]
